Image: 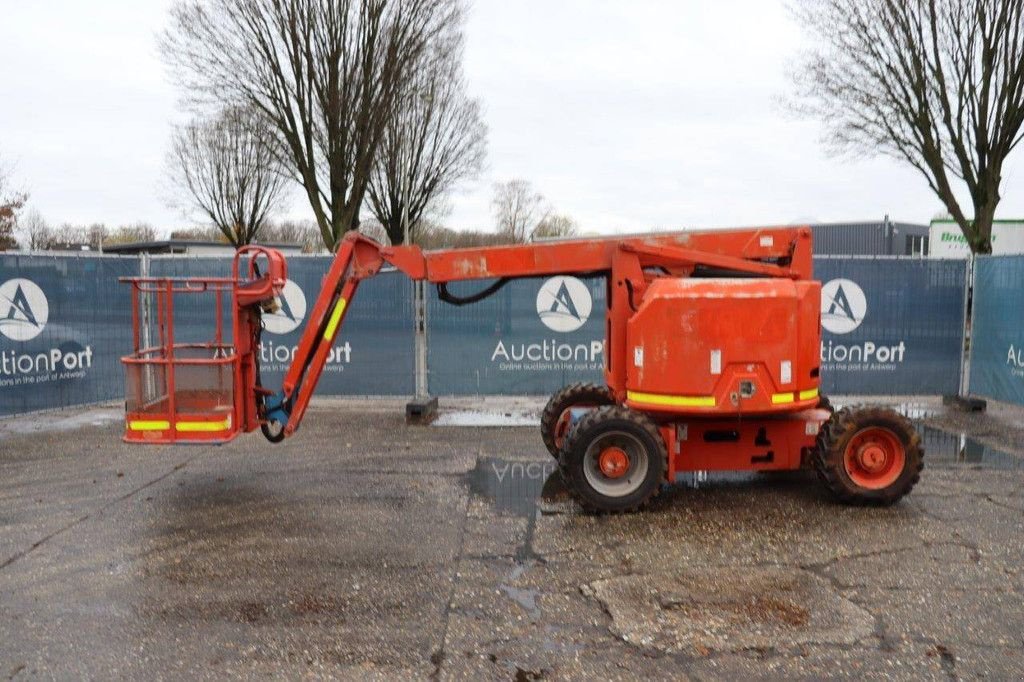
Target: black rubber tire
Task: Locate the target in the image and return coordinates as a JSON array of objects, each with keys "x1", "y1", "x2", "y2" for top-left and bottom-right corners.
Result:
[
  {"x1": 818, "y1": 394, "x2": 834, "y2": 413},
  {"x1": 558, "y1": 405, "x2": 667, "y2": 513},
  {"x1": 814, "y1": 406, "x2": 923, "y2": 505},
  {"x1": 540, "y1": 382, "x2": 616, "y2": 458}
]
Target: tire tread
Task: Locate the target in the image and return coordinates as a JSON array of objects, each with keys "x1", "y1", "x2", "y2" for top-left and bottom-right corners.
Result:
[{"x1": 540, "y1": 382, "x2": 616, "y2": 457}]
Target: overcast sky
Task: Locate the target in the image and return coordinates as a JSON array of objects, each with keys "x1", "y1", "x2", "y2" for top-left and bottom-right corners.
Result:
[{"x1": 2, "y1": 0, "x2": 1022, "y2": 236}]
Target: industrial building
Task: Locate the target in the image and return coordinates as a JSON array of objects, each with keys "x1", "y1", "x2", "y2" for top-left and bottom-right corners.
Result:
[
  {"x1": 929, "y1": 219, "x2": 1024, "y2": 258},
  {"x1": 811, "y1": 218, "x2": 930, "y2": 257}
]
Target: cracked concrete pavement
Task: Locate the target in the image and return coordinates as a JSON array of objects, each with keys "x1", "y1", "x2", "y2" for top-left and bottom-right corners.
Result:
[{"x1": 1, "y1": 398, "x2": 1023, "y2": 680}]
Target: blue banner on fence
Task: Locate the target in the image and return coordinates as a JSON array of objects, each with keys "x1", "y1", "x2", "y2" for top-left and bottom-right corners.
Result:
[
  {"x1": 150, "y1": 257, "x2": 415, "y2": 396},
  {"x1": 815, "y1": 258, "x2": 966, "y2": 395},
  {"x1": 0, "y1": 254, "x2": 139, "y2": 416},
  {"x1": 428, "y1": 276, "x2": 606, "y2": 394},
  {"x1": 428, "y1": 258, "x2": 967, "y2": 396},
  {"x1": 969, "y1": 256, "x2": 1024, "y2": 406}
]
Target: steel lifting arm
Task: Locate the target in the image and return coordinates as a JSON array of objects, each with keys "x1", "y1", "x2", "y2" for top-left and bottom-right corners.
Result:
[
  {"x1": 261, "y1": 233, "x2": 416, "y2": 436},
  {"x1": 261, "y1": 225, "x2": 812, "y2": 438}
]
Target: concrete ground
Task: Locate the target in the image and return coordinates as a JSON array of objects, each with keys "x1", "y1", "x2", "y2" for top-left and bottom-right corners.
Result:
[{"x1": 1, "y1": 398, "x2": 1023, "y2": 680}]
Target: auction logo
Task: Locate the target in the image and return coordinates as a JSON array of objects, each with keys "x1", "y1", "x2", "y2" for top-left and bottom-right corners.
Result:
[
  {"x1": 1008, "y1": 344, "x2": 1024, "y2": 376},
  {"x1": 263, "y1": 279, "x2": 307, "y2": 335},
  {"x1": 0, "y1": 278, "x2": 49, "y2": 342},
  {"x1": 820, "y1": 278, "x2": 866, "y2": 335},
  {"x1": 536, "y1": 276, "x2": 592, "y2": 333}
]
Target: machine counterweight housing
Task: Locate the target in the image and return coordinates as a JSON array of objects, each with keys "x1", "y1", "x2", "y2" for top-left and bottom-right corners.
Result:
[{"x1": 625, "y1": 277, "x2": 822, "y2": 414}]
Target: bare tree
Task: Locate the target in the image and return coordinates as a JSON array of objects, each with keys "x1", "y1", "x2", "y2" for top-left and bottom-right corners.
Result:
[
  {"x1": 168, "y1": 107, "x2": 289, "y2": 246},
  {"x1": 170, "y1": 225, "x2": 226, "y2": 241},
  {"x1": 366, "y1": 26, "x2": 486, "y2": 245},
  {"x1": 16, "y1": 208, "x2": 55, "y2": 250},
  {"x1": 491, "y1": 179, "x2": 549, "y2": 243},
  {"x1": 354, "y1": 217, "x2": 393, "y2": 244},
  {"x1": 162, "y1": 0, "x2": 458, "y2": 251},
  {"x1": 0, "y1": 161, "x2": 27, "y2": 251},
  {"x1": 790, "y1": 0, "x2": 1024, "y2": 254},
  {"x1": 87, "y1": 224, "x2": 109, "y2": 251},
  {"x1": 107, "y1": 223, "x2": 159, "y2": 245},
  {"x1": 49, "y1": 224, "x2": 84, "y2": 250},
  {"x1": 42, "y1": 223, "x2": 98, "y2": 251},
  {"x1": 41, "y1": 223, "x2": 109, "y2": 251},
  {"x1": 416, "y1": 224, "x2": 514, "y2": 249},
  {"x1": 261, "y1": 219, "x2": 329, "y2": 252},
  {"x1": 532, "y1": 213, "x2": 578, "y2": 240}
]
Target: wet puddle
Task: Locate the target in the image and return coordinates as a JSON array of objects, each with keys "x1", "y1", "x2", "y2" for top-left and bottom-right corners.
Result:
[
  {"x1": 913, "y1": 424, "x2": 1024, "y2": 469},
  {"x1": 469, "y1": 458, "x2": 559, "y2": 518},
  {"x1": 468, "y1": 458, "x2": 550, "y2": 620},
  {"x1": 433, "y1": 410, "x2": 537, "y2": 427},
  {"x1": 470, "y1": 457, "x2": 764, "y2": 519},
  {"x1": 499, "y1": 563, "x2": 541, "y2": 619}
]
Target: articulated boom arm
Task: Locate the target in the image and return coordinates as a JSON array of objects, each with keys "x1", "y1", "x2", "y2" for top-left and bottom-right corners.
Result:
[{"x1": 261, "y1": 225, "x2": 812, "y2": 437}]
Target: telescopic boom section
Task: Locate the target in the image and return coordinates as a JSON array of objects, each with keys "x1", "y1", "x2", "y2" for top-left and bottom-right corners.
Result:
[{"x1": 262, "y1": 225, "x2": 813, "y2": 437}]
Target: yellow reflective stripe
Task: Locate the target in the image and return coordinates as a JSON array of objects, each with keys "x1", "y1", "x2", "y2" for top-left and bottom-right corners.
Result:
[
  {"x1": 323, "y1": 298, "x2": 347, "y2": 340},
  {"x1": 799, "y1": 388, "x2": 820, "y2": 401},
  {"x1": 128, "y1": 419, "x2": 170, "y2": 431},
  {"x1": 772, "y1": 392, "x2": 795, "y2": 405},
  {"x1": 627, "y1": 391, "x2": 716, "y2": 408},
  {"x1": 176, "y1": 417, "x2": 232, "y2": 433}
]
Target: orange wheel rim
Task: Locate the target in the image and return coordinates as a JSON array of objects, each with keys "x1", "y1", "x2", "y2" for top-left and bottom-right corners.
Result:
[
  {"x1": 843, "y1": 427, "x2": 906, "y2": 490},
  {"x1": 598, "y1": 446, "x2": 630, "y2": 479},
  {"x1": 554, "y1": 411, "x2": 574, "y2": 450},
  {"x1": 553, "y1": 404, "x2": 601, "y2": 450}
]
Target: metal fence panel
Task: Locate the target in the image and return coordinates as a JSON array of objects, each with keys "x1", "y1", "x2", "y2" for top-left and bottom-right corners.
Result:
[
  {"x1": 427, "y1": 276, "x2": 605, "y2": 394},
  {"x1": 0, "y1": 253, "x2": 139, "y2": 415},
  {"x1": 816, "y1": 258, "x2": 966, "y2": 395},
  {"x1": 150, "y1": 256, "x2": 415, "y2": 396},
  {"x1": 968, "y1": 256, "x2": 1024, "y2": 405}
]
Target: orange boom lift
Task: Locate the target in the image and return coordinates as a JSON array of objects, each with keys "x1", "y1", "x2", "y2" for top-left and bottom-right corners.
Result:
[{"x1": 120, "y1": 226, "x2": 923, "y2": 511}]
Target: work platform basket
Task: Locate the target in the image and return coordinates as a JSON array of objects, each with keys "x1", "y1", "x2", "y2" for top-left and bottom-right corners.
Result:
[
  {"x1": 120, "y1": 247, "x2": 288, "y2": 444},
  {"x1": 121, "y1": 277, "x2": 239, "y2": 443}
]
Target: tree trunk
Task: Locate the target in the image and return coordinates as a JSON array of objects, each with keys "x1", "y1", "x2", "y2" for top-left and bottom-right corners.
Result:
[
  {"x1": 385, "y1": 214, "x2": 404, "y2": 246},
  {"x1": 972, "y1": 196, "x2": 999, "y2": 255}
]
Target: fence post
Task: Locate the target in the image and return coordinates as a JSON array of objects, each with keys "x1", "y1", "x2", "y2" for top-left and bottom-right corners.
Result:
[
  {"x1": 139, "y1": 253, "x2": 151, "y2": 350},
  {"x1": 958, "y1": 255, "x2": 972, "y2": 397},
  {"x1": 406, "y1": 279, "x2": 437, "y2": 422},
  {"x1": 414, "y1": 279, "x2": 428, "y2": 398},
  {"x1": 139, "y1": 253, "x2": 155, "y2": 401},
  {"x1": 947, "y1": 253, "x2": 986, "y2": 411}
]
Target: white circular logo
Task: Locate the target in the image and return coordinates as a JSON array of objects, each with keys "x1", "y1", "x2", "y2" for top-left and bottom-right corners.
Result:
[
  {"x1": 263, "y1": 279, "x2": 307, "y2": 335},
  {"x1": 536, "y1": 276, "x2": 592, "y2": 333},
  {"x1": 821, "y1": 278, "x2": 867, "y2": 335},
  {"x1": 0, "y1": 278, "x2": 49, "y2": 341}
]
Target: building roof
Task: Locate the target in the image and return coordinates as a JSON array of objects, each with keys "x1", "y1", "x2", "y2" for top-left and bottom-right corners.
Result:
[{"x1": 102, "y1": 239, "x2": 303, "y2": 254}]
